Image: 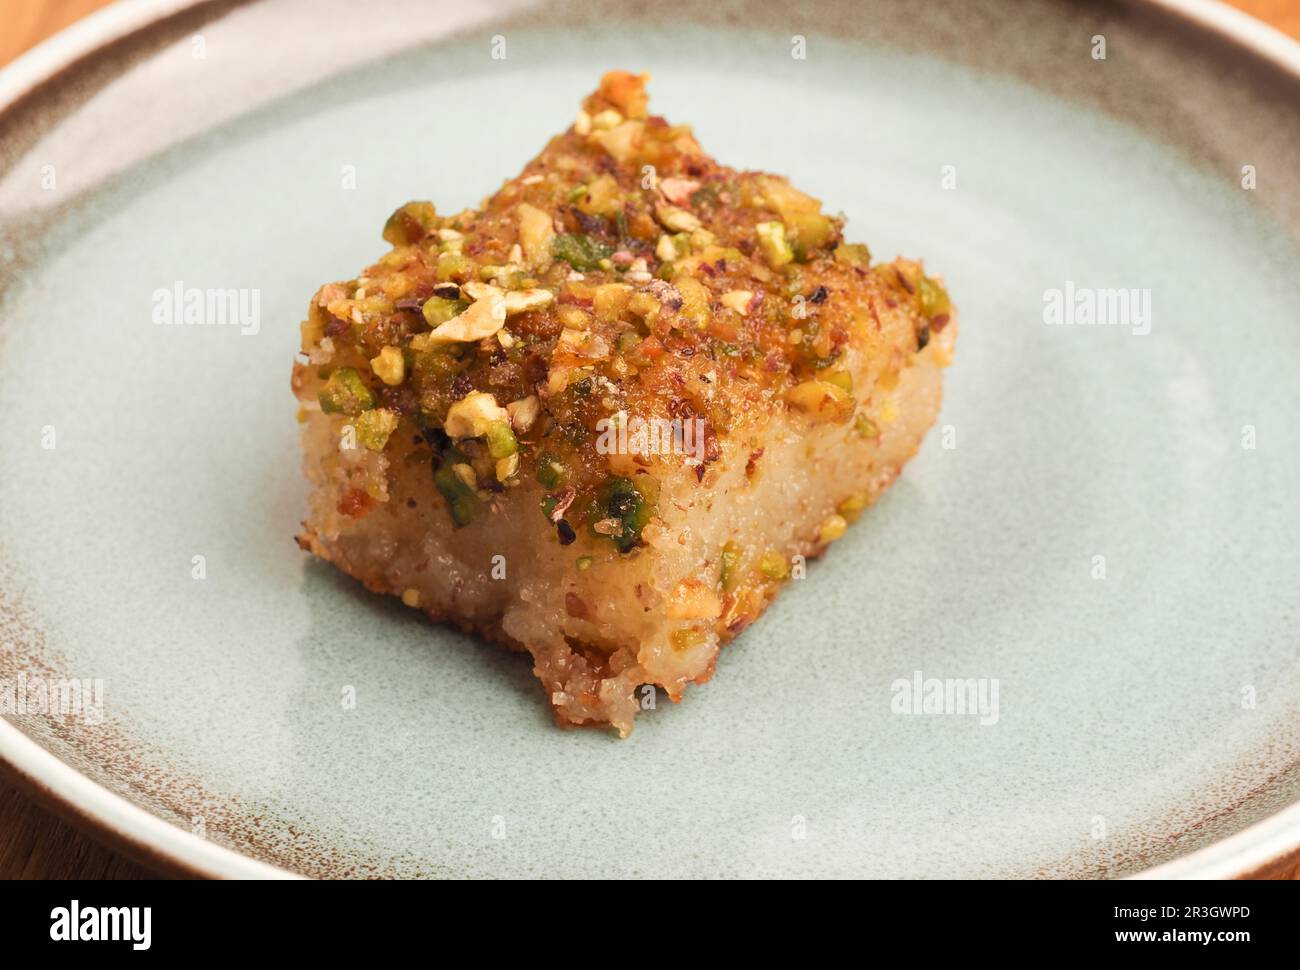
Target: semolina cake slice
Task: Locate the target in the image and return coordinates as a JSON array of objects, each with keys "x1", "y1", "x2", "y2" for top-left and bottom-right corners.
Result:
[{"x1": 291, "y1": 71, "x2": 956, "y2": 735}]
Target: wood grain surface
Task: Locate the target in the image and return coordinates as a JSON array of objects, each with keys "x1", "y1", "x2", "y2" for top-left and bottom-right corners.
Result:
[{"x1": 1, "y1": 0, "x2": 1298, "y2": 881}]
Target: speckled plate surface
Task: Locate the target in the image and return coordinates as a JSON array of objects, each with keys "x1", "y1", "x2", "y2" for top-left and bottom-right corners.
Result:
[{"x1": 1, "y1": 0, "x2": 1298, "y2": 879}]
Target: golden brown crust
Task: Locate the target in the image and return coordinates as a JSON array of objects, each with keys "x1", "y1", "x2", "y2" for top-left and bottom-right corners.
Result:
[{"x1": 293, "y1": 71, "x2": 951, "y2": 551}]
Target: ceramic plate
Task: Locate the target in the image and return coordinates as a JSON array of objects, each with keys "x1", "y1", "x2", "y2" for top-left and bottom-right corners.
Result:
[{"x1": 1, "y1": 0, "x2": 1298, "y2": 879}]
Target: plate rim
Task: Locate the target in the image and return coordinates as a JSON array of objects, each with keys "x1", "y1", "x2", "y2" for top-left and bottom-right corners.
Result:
[
  {"x1": 1, "y1": 0, "x2": 1298, "y2": 880},
  {"x1": 0, "y1": 720, "x2": 295, "y2": 878}
]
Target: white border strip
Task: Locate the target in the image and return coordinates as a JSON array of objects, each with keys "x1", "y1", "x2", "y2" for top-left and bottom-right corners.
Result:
[{"x1": 0, "y1": 0, "x2": 1297, "y2": 881}]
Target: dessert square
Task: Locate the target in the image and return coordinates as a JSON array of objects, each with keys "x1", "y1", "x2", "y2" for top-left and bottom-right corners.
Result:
[{"x1": 292, "y1": 72, "x2": 955, "y2": 734}]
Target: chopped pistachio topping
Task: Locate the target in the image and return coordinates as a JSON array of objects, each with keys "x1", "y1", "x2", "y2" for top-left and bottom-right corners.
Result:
[
  {"x1": 720, "y1": 290, "x2": 753, "y2": 315},
  {"x1": 821, "y1": 370, "x2": 852, "y2": 393},
  {"x1": 786, "y1": 379, "x2": 854, "y2": 421},
  {"x1": 434, "y1": 455, "x2": 479, "y2": 527},
  {"x1": 356, "y1": 407, "x2": 400, "y2": 451},
  {"x1": 818, "y1": 514, "x2": 848, "y2": 544},
  {"x1": 382, "y1": 201, "x2": 437, "y2": 246},
  {"x1": 460, "y1": 281, "x2": 498, "y2": 302},
  {"x1": 506, "y1": 395, "x2": 540, "y2": 433},
  {"x1": 919, "y1": 274, "x2": 951, "y2": 320},
  {"x1": 495, "y1": 452, "x2": 520, "y2": 482},
  {"x1": 837, "y1": 492, "x2": 868, "y2": 522},
  {"x1": 759, "y1": 550, "x2": 789, "y2": 580},
  {"x1": 719, "y1": 540, "x2": 740, "y2": 591},
  {"x1": 318, "y1": 367, "x2": 375, "y2": 416},
  {"x1": 552, "y1": 233, "x2": 614, "y2": 271},
  {"x1": 435, "y1": 251, "x2": 472, "y2": 282},
  {"x1": 427, "y1": 290, "x2": 507, "y2": 344},
  {"x1": 369, "y1": 345, "x2": 406, "y2": 386},
  {"x1": 421, "y1": 295, "x2": 462, "y2": 327},
  {"x1": 656, "y1": 232, "x2": 690, "y2": 262},
  {"x1": 755, "y1": 221, "x2": 794, "y2": 268},
  {"x1": 516, "y1": 202, "x2": 555, "y2": 268},
  {"x1": 670, "y1": 628, "x2": 708, "y2": 652},
  {"x1": 536, "y1": 454, "x2": 570, "y2": 489},
  {"x1": 834, "y1": 242, "x2": 872, "y2": 266},
  {"x1": 444, "y1": 391, "x2": 509, "y2": 439},
  {"x1": 665, "y1": 579, "x2": 723, "y2": 619},
  {"x1": 297, "y1": 71, "x2": 950, "y2": 541},
  {"x1": 485, "y1": 419, "x2": 518, "y2": 459},
  {"x1": 589, "y1": 476, "x2": 653, "y2": 553},
  {"x1": 502, "y1": 288, "x2": 555, "y2": 315},
  {"x1": 655, "y1": 202, "x2": 701, "y2": 232}
]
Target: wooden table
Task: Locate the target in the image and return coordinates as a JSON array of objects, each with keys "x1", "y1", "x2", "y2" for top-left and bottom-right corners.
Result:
[{"x1": 2, "y1": 0, "x2": 1298, "y2": 881}]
